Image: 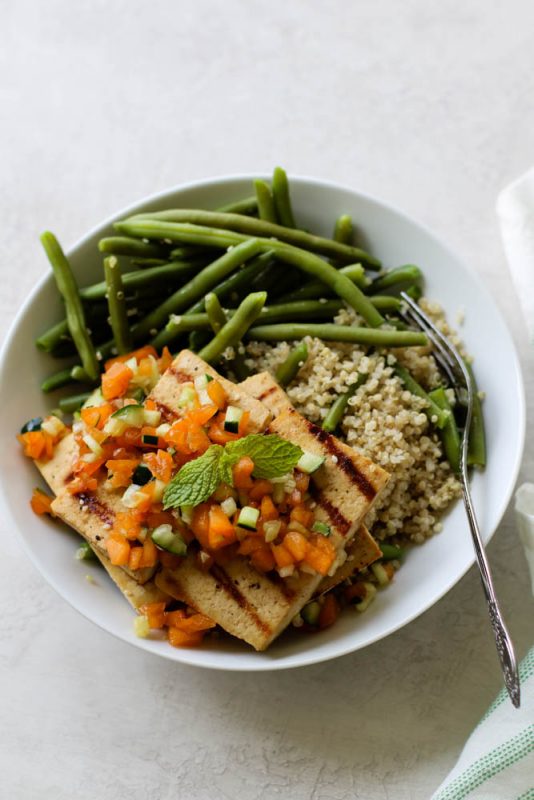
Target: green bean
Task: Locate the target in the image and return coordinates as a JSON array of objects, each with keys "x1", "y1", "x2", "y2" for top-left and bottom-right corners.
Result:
[
  {"x1": 116, "y1": 219, "x2": 384, "y2": 326},
  {"x1": 41, "y1": 367, "x2": 75, "y2": 394},
  {"x1": 131, "y1": 238, "x2": 262, "y2": 343},
  {"x1": 36, "y1": 319, "x2": 71, "y2": 352},
  {"x1": 405, "y1": 284, "x2": 423, "y2": 301},
  {"x1": 278, "y1": 263, "x2": 367, "y2": 302},
  {"x1": 104, "y1": 256, "x2": 132, "y2": 355},
  {"x1": 429, "y1": 387, "x2": 461, "y2": 473},
  {"x1": 187, "y1": 252, "x2": 273, "y2": 314},
  {"x1": 205, "y1": 293, "x2": 249, "y2": 378},
  {"x1": 275, "y1": 343, "x2": 309, "y2": 387},
  {"x1": 71, "y1": 365, "x2": 94, "y2": 383},
  {"x1": 249, "y1": 323, "x2": 428, "y2": 348},
  {"x1": 205, "y1": 293, "x2": 227, "y2": 334},
  {"x1": 394, "y1": 365, "x2": 450, "y2": 429},
  {"x1": 129, "y1": 258, "x2": 169, "y2": 269},
  {"x1": 370, "y1": 296, "x2": 402, "y2": 312},
  {"x1": 466, "y1": 363, "x2": 486, "y2": 468},
  {"x1": 254, "y1": 179, "x2": 277, "y2": 223},
  {"x1": 199, "y1": 292, "x2": 267, "y2": 364},
  {"x1": 379, "y1": 542, "x2": 404, "y2": 560},
  {"x1": 322, "y1": 373, "x2": 367, "y2": 433},
  {"x1": 58, "y1": 392, "x2": 91, "y2": 413},
  {"x1": 271, "y1": 167, "x2": 296, "y2": 228},
  {"x1": 40, "y1": 232, "x2": 100, "y2": 381},
  {"x1": 99, "y1": 236, "x2": 167, "y2": 258},
  {"x1": 170, "y1": 245, "x2": 220, "y2": 261},
  {"x1": 79, "y1": 260, "x2": 202, "y2": 302},
  {"x1": 333, "y1": 215, "x2": 353, "y2": 245},
  {"x1": 255, "y1": 299, "x2": 343, "y2": 323},
  {"x1": 217, "y1": 195, "x2": 258, "y2": 215},
  {"x1": 367, "y1": 264, "x2": 423, "y2": 295},
  {"x1": 118, "y1": 212, "x2": 381, "y2": 268}
]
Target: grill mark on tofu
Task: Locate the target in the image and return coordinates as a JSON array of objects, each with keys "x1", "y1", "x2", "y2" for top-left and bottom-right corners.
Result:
[
  {"x1": 210, "y1": 564, "x2": 273, "y2": 637},
  {"x1": 258, "y1": 385, "x2": 278, "y2": 401},
  {"x1": 78, "y1": 492, "x2": 115, "y2": 526},
  {"x1": 310, "y1": 487, "x2": 351, "y2": 536},
  {"x1": 152, "y1": 399, "x2": 178, "y2": 423},
  {"x1": 306, "y1": 421, "x2": 377, "y2": 500}
]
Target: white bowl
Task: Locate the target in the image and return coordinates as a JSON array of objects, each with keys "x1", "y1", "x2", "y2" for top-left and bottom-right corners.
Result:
[{"x1": 0, "y1": 175, "x2": 525, "y2": 671}]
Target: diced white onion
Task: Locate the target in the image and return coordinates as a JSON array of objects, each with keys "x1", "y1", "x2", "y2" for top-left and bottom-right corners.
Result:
[
  {"x1": 221, "y1": 497, "x2": 237, "y2": 518},
  {"x1": 263, "y1": 520, "x2": 282, "y2": 543},
  {"x1": 122, "y1": 483, "x2": 143, "y2": 508}
]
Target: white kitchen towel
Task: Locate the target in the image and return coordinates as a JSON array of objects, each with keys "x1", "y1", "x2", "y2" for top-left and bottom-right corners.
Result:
[{"x1": 429, "y1": 171, "x2": 534, "y2": 799}]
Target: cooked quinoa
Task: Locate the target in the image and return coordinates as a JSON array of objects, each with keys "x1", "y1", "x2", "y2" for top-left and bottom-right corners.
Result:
[{"x1": 245, "y1": 301, "x2": 463, "y2": 546}]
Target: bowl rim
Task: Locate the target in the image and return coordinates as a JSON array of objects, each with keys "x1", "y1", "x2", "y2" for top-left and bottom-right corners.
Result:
[{"x1": 0, "y1": 172, "x2": 526, "y2": 671}]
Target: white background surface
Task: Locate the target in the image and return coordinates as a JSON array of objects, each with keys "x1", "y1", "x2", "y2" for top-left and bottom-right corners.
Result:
[{"x1": 1, "y1": 2, "x2": 534, "y2": 798}]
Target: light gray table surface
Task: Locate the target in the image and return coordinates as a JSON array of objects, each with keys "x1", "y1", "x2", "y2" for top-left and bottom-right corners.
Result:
[{"x1": 1, "y1": 2, "x2": 534, "y2": 798}]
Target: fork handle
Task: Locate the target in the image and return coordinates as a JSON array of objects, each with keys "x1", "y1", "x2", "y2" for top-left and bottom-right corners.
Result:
[{"x1": 461, "y1": 479, "x2": 521, "y2": 708}]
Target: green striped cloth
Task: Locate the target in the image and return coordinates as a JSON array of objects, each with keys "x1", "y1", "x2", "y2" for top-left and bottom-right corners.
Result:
[
  {"x1": 431, "y1": 481, "x2": 534, "y2": 798},
  {"x1": 431, "y1": 647, "x2": 534, "y2": 798}
]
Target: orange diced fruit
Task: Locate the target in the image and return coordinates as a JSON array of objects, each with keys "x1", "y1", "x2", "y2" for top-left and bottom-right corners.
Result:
[
  {"x1": 260, "y1": 494, "x2": 278, "y2": 521},
  {"x1": 30, "y1": 488, "x2": 55, "y2": 516},
  {"x1": 318, "y1": 593, "x2": 340, "y2": 629},
  {"x1": 250, "y1": 546, "x2": 276, "y2": 573},
  {"x1": 232, "y1": 456, "x2": 255, "y2": 489},
  {"x1": 249, "y1": 479, "x2": 274, "y2": 501},
  {"x1": 140, "y1": 601, "x2": 167, "y2": 629},
  {"x1": 106, "y1": 534, "x2": 131, "y2": 566},
  {"x1": 271, "y1": 542, "x2": 295, "y2": 569},
  {"x1": 167, "y1": 627, "x2": 205, "y2": 648},
  {"x1": 206, "y1": 379, "x2": 227, "y2": 410},
  {"x1": 208, "y1": 505, "x2": 237, "y2": 550},
  {"x1": 101, "y1": 361, "x2": 133, "y2": 401},
  {"x1": 284, "y1": 530, "x2": 309, "y2": 562}
]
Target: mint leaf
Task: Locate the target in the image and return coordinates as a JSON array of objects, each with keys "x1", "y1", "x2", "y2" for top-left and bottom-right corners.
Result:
[
  {"x1": 163, "y1": 445, "x2": 223, "y2": 509},
  {"x1": 224, "y1": 434, "x2": 303, "y2": 480}
]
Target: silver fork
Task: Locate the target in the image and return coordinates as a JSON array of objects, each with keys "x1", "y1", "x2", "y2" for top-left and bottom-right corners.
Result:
[{"x1": 399, "y1": 291, "x2": 520, "y2": 708}]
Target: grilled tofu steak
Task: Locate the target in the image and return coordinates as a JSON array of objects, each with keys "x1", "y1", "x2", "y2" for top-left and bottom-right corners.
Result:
[
  {"x1": 239, "y1": 372, "x2": 294, "y2": 416},
  {"x1": 154, "y1": 404, "x2": 389, "y2": 651},
  {"x1": 149, "y1": 350, "x2": 272, "y2": 431}
]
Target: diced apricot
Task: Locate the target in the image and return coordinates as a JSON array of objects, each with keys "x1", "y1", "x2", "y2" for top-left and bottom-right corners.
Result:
[
  {"x1": 251, "y1": 547, "x2": 276, "y2": 572},
  {"x1": 106, "y1": 534, "x2": 131, "y2": 566},
  {"x1": 18, "y1": 431, "x2": 51, "y2": 461},
  {"x1": 187, "y1": 405, "x2": 218, "y2": 426},
  {"x1": 206, "y1": 379, "x2": 227, "y2": 410},
  {"x1": 140, "y1": 601, "x2": 167, "y2": 629},
  {"x1": 237, "y1": 536, "x2": 265, "y2": 556},
  {"x1": 128, "y1": 546, "x2": 144, "y2": 571},
  {"x1": 187, "y1": 424, "x2": 211, "y2": 454},
  {"x1": 167, "y1": 627, "x2": 204, "y2": 648},
  {"x1": 158, "y1": 346, "x2": 173, "y2": 373},
  {"x1": 303, "y1": 544, "x2": 334, "y2": 576},
  {"x1": 139, "y1": 536, "x2": 158, "y2": 568},
  {"x1": 249, "y1": 479, "x2": 273, "y2": 501},
  {"x1": 67, "y1": 475, "x2": 99, "y2": 494},
  {"x1": 190, "y1": 503, "x2": 211, "y2": 551},
  {"x1": 238, "y1": 411, "x2": 250, "y2": 436},
  {"x1": 143, "y1": 450, "x2": 174, "y2": 483},
  {"x1": 290, "y1": 505, "x2": 314, "y2": 528},
  {"x1": 271, "y1": 542, "x2": 295, "y2": 569},
  {"x1": 232, "y1": 456, "x2": 255, "y2": 489},
  {"x1": 294, "y1": 472, "x2": 310, "y2": 493},
  {"x1": 101, "y1": 361, "x2": 133, "y2": 401},
  {"x1": 166, "y1": 610, "x2": 216, "y2": 633},
  {"x1": 113, "y1": 510, "x2": 144, "y2": 540},
  {"x1": 208, "y1": 505, "x2": 237, "y2": 550},
  {"x1": 105, "y1": 345, "x2": 158, "y2": 371},
  {"x1": 105, "y1": 458, "x2": 139, "y2": 489},
  {"x1": 260, "y1": 494, "x2": 278, "y2": 521},
  {"x1": 30, "y1": 488, "x2": 55, "y2": 516},
  {"x1": 284, "y1": 530, "x2": 309, "y2": 562}
]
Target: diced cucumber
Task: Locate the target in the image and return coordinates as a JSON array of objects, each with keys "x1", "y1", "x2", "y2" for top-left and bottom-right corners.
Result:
[
  {"x1": 297, "y1": 451, "x2": 325, "y2": 474},
  {"x1": 224, "y1": 406, "x2": 243, "y2": 433},
  {"x1": 110, "y1": 404, "x2": 145, "y2": 427},
  {"x1": 354, "y1": 582, "x2": 377, "y2": 613},
  {"x1": 237, "y1": 506, "x2": 260, "y2": 531},
  {"x1": 263, "y1": 519, "x2": 281, "y2": 542},
  {"x1": 82, "y1": 432, "x2": 103, "y2": 456},
  {"x1": 125, "y1": 356, "x2": 138, "y2": 372},
  {"x1": 143, "y1": 409, "x2": 161, "y2": 426},
  {"x1": 132, "y1": 464, "x2": 152, "y2": 486},
  {"x1": 371, "y1": 562, "x2": 391, "y2": 587},
  {"x1": 194, "y1": 374, "x2": 213, "y2": 392},
  {"x1": 129, "y1": 387, "x2": 146, "y2": 403},
  {"x1": 134, "y1": 615, "x2": 150, "y2": 638},
  {"x1": 312, "y1": 521, "x2": 331, "y2": 537},
  {"x1": 180, "y1": 505, "x2": 193, "y2": 525},
  {"x1": 41, "y1": 416, "x2": 66, "y2": 437},
  {"x1": 177, "y1": 386, "x2": 197, "y2": 409},
  {"x1": 221, "y1": 497, "x2": 237, "y2": 517},
  {"x1": 151, "y1": 524, "x2": 188, "y2": 556},
  {"x1": 122, "y1": 483, "x2": 142, "y2": 508},
  {"x1": 20, "y1": 416, "x2": 42, "y2": 434},
  {"x1": 301, "y1": 601, "x2": 321, "y2": 626},
  {"x1": 156, "y1": 423, "x2": 171, "y2": 437},
  {"x1": 142, "y1": 434, "x2": 159, "y2": 446},
  {"x1": 82, "y1": 388, "x2": 104, "y2": 409},
  {"x1": 152, "y1": 479, "x2": 166, "y2": 503},
  {"x1": 103, "y1": 417, "x2": 128, "y2": 437}
]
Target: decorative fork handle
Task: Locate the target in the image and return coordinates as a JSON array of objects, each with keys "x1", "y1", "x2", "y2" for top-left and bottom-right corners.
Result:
[{"x1": 461, "y1": 474, "x2": 521, "y2": 708}]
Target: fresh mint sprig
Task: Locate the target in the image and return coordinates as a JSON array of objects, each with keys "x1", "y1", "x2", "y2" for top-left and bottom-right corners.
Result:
[{"x1": 163, "y1": 434, "x2": 303, "y2": 509}]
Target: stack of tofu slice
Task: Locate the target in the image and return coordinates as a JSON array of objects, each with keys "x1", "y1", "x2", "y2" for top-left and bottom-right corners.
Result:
[{"x1": 36, "y1": 350, "x2": 390, "y2": 650}]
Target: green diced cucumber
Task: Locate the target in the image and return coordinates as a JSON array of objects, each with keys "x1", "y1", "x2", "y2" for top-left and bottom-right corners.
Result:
[
  {"x1": 82, "y1": 388, "x2": 104, "y2": 409},
  {"x1": 178, "y1": 386, "x2": 197, "y2": 409},
  {"x1": 142, "y1": 434, "x2": 159, "y2": 446},
  {"x1": 312, "y1": 521, "x2": 331, "y2": 537},
  {"x1": 21, "y1": 417, "x2": 43, "y2": 434},
  {"x1": 371, "y1": 562, "x2": 391, "y2": 586},
  {"x1": 297, "y1": 451, "x2": 325, "y2": 474},
  {"x1": 143, "y1": 409, "x2": 161, "y2": 426},
  {"x1": 110, "y1": 404, "x2": 145, "y2": 426},
  {"x1": 224, "y1": 405, "x2": 243, "y2": 433},
  {"x1": 75, "y1": 541, "x2": 97, "y2": 561},
  {"x1": 301, "y1": 601, "x2": 321, "y2": 626},
  {"x1": 151, "y1": 524, "x2": 188, "y2": 556},
  {"x1": 237, "y1": 506, "x2": 260, "y2": 531}
]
